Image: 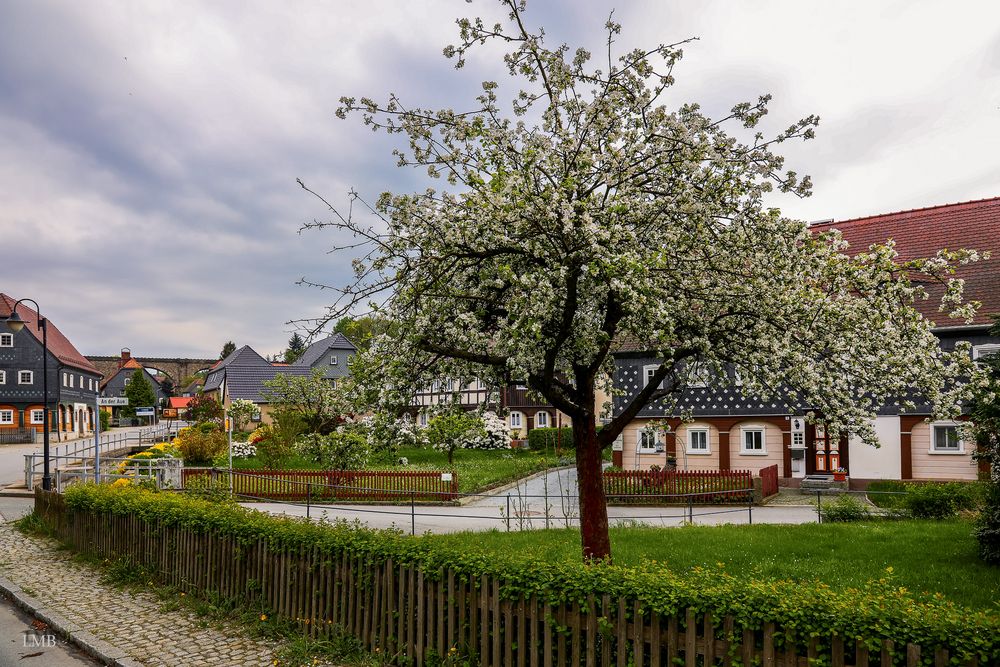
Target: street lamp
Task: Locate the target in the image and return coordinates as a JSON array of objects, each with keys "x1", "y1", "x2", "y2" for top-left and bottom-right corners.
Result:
[{"x1": 5, "y1": 299, "x2": 52, "y2": 491}]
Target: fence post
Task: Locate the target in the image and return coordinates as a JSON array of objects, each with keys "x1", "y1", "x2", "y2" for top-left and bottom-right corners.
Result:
[
  {"x1": 816, "y1": 491, "x2": 822, "y2": 523},
  {"x1": 506, "y1": 494, "x2": 511, "y2": 532},
  {"x1": 410, "y1": 491, "x2": 416, "y2": 536},
  {"x1": 306, "y1": 482, "x2": 311, "y2": 519},
  {"x1": 687, "y1": 495, "x2": 693, "y2": 524},
  {"x1": 748, "y1": 493, "x2": 753, "y2": 525}
]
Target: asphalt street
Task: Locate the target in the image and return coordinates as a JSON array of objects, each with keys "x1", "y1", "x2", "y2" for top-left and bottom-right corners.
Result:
[{"x1": 0, "y1": 596, "x2": 98, "y2": 666}]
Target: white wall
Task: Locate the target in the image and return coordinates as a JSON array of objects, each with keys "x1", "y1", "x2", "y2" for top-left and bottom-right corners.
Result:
[{"x1": 848, "y1": 416, "x2": 901, "y2": 480}]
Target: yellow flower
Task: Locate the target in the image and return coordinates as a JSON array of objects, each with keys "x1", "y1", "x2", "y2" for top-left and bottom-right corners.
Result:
[{"x1": 260, "y1": 614, "x2": 268, "y2": 621}]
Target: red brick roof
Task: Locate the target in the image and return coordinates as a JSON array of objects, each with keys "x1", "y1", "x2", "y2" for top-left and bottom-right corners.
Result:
[
  {"x1": 810, "y1": 196, "x2": 1000, "y2": 327},
  {"x1": 0, "y1": 294, "x2": 100, "y2": 375}
]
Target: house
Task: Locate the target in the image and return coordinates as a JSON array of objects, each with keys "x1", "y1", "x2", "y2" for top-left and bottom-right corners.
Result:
[
  {"x1": 163, "y1": 396, "x2": 192, "y2": 419},
  {"x1": 202, "y1": 345, "x2": 312, "y2": 425},
  {"x1": 291, "y1": 333, "x2": 358, "y2": 387},
  {"x1": 99, "y1": 348, "x2": 168, "y2": 411},
  {"x1": 0, "y1": 294, "x2": 102, "y2": 441},
  {"x1": 611, "y1": 196, "x2": 1000, "y2": 485}
]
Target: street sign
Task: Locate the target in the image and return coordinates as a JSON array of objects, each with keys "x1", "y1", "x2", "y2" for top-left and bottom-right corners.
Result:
[
  {"x1": 135, "y1": 407, "x2": 155, "y2": 417},
  {"x1": 97, "y1": 397, "x2": 129, "y2": 406}
]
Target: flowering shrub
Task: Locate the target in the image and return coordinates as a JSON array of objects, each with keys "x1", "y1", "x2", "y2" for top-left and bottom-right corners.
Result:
[
  {"x1": 248, "y1": 425, "x2": 272, "y2": 445},
  {"x1": 115, "y1": 440, "x2": 179, "y2": 474},
  {"x1": 295, "y1": 432, "x2": 369, "y2": 470},
  {"x1": 360, "y1": 412, "x2": 424, "y2": 454},
  {"x1": 464, "y1": 411, "x2": 510, "y2": 450},
  {"x1": 231, "y1": 441, "x2": 257, "y2": 459}
]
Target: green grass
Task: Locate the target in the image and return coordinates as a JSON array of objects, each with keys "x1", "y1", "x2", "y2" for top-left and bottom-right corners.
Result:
[
  {"x1": 231, "y1": 446, "x2": 562, "y2": 494},
  {"x1": 419, "y1": 520, "x2": 1000, "y2": 611}
]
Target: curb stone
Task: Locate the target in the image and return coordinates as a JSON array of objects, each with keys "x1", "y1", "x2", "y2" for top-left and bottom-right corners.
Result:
[{"x1": 0, "y1": 573, "x2": 137, "y2": 666}]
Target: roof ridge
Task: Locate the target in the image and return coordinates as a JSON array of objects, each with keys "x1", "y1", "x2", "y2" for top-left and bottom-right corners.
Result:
[{"x1": 810, "y1": 194, "x2": 1000, "y2": 229}]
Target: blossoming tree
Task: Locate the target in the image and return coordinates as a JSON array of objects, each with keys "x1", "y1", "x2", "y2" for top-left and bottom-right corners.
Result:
[{"x1": 303, "y1": 0, "x2": 983, "y2": 561}]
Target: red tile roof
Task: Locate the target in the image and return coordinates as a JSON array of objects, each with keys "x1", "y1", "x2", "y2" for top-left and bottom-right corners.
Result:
[
  {"x1": 120, "y1": 357, "x2": 143, "y2": 370},
  {"x1": 168, "y1": 396, "x2": 192, "y2": 409},
  {"x1": 0, "y1": 294, "x2": 100, "y2": 374},
  {"x1": 810, "y1": 196, "x2": 1000, "y2": 327}
]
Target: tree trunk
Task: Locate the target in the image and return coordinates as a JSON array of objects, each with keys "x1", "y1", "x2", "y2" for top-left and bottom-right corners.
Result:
[
  {"x1": 448, "y1": 447, "x2": 454, "y2": 465},
  {"x1": 574, "y1": 417, "x2": 612, "y2": 562}
]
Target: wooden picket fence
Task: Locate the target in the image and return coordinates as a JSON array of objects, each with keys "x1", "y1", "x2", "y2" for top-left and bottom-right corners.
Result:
[
  {"x1": 34, "y1": 490, "x2": 978, "y2": 667},
  {"x1": 181, "y1": 468, "x2": 458, "y2": 502},
  {"x1": 603, "y1": 469, "x2": 753, "y2": 504},
  {"x1": 759, "y1": 465, "x2": 779, "y2": 498}
]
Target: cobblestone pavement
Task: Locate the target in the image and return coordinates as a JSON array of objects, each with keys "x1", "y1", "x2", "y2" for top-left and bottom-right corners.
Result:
[{"x1": 0, "y1": 521, "x2": 280, "y2": 666}]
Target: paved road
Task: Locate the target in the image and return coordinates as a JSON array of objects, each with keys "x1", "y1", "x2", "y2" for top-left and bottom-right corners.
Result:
[
  {"x1": 242, "y1": 500, "x2": 818, "y2": 534},
  {"x1": 0, "y1": 596, "x2": 98, "y2": 666}
]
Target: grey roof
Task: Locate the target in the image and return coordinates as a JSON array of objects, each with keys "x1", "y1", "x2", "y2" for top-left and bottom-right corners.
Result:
[
  {"x1": 203, "y1": 345, "x2": 270, "y2": 393},
  {"x1": 224, "y1": 365, "x2": 314, "y2": 403},
  {"x1": 293, "y1": 333, "x2": 357, "y2": 368}
]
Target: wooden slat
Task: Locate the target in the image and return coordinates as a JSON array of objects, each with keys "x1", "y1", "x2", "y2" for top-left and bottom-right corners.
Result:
[
  {"x1": 763, "y1": 622, "x2": 775, "y2": 667},
  {"x1": 906, "y1": 643, "x2": 921, "y2": 667},
  {"x1": 703, "y1": 612, "x2": 714, "y2": 666},
  {"x1": 617, "y1": 598, "x2": 628, "y2": 667}
]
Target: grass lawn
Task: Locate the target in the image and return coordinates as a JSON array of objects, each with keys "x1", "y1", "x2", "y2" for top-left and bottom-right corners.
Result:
[
  {"x1": 419, "y1": 520, "x2": 1000, "y2": 611},
  {"x1": 230, "y1": 446, "x2": 563, "y2": 494}
]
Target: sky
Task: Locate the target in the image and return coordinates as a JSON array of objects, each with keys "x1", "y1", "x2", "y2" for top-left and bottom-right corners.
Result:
[{"x1": 1, "y1": 0, "x2": 999, "y2": 359}]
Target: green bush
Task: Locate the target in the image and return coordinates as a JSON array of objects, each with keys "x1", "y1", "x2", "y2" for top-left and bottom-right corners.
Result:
[
  {"x1": 176, "y1": 429, "x2": 227, "y2": 465},
  {"x1": 820, "y1": 494, "x2": 871, "y2": 522},
  {"x1": 56, "y1": 484, "x2": 1000, "y2": 664},
  {"x1": 527, "y1": 427, "x2": 574, "y2": 451},
  {"x1": 976, "y1": 484, "x2": 1000, "y2": 564},
  {"x1": 184, "y1": 473, "x2": 233, "y2": 504},
  {"x1": 99, "y1": 410, "x2": 110, "y2": 431},
  {"x1": 905, "y1": 483, "x2": 983, "y2": 519}
]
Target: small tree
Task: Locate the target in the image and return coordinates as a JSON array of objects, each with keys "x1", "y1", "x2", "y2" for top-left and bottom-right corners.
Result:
[
  {"x1": 262, "y1": 369, "x2": 348, "y2": 434},
  {"x1": 187, "y1": 393, "x2": 224, "y2": 424},
  {"x1": 228, "y1": 398, "x2": 259, "y2": 432},
  {"x1": 160, "y1": 378, "x2": 175, "y2": 398},
  {"x1": 122, "y1": 369, "x2": 157, "y2": 419},
  {"x1": 425, "y1": 410, "x2": 485, "y2": 464},
  {"x1": 219, "y1": 341, "x2": 236, "y2": 360},
  {"x1": 284, "y1": 333, "x2": 307, "y2": 363}
]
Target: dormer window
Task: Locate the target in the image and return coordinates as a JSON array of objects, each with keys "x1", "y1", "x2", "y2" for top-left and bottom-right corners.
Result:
[
  {"x1": 642, "y1": 364, "x2": 664, "y2": 390},
  {"x1": 330, "y1": 355, "x2": 338, "y2": 366},
  {"x1": 18, "y1": 371, "x2": 33, "y2": 385}
]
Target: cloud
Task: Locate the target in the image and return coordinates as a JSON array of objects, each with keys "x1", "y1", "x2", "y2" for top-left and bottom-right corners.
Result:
[{"x1": 1, "y1": 0, "x2": 999, "y2": 358}]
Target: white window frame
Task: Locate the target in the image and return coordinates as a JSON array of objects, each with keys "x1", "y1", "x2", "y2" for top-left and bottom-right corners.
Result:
[
  {"x1": 687, "y1": 361, "x2": 712, "y2": 388},
  {"x1": 929, "y1": 421, "x2": 964, "y2": 454},
  {"x1": 636, "y1": 428, "x2": 660, "y2": 453},
  {"x1": 418, "y1": 412, "x2": 429, "y2": 427},
  {"x1": 535, "y1": 411, "x2": 549, "y2": 428},
  {"x1": 30, "y1": 409, "x2": 44, "y2": 425},
  {"x1": 18, "y1": 370, "x2": 33, "y2": 385},
  {"x1": 62, "y1": 372, "x2": 68, "y2": 387},
  {"x1": 0, "y1": 333, "x2": 12, "y2": 347},
  {"x1": 69, "y1": 374, "x2": 74, "y2": 388},
  {"x1": 972, "y1": 344, "x2": 1000, "y2": 361},
  {"x1": 687, "y1": 428, "x2": 710, "y2": 454},
  {"x1": 330, "y1": 355, "x2": 338, "y2": 366},
  {"x1": 642, "y1": 364, "x2": 664, "y2": 390},
  {"x1": 124, "y1": 377, "x2": 131, "y2": 386},
  {"x1": 0, "y1": 410, "x2": 13, "y2": 425},
  {"x1": 0, "y1": 370, "x2": 5, "y2": 384},
  {"x1": 740, "y1": 426, "x2": 766, "y2": 454},
  {"x1": 509, "y1": 411, "x2": 523, "y2": 429}
]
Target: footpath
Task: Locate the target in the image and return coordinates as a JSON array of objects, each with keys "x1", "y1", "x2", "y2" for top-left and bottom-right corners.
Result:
[{"x1": 0, "y1": 505, "x2": 282, "y2": 666}]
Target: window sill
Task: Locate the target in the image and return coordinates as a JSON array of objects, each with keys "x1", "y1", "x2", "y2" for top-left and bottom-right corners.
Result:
[
  {"x1": 928, "y1": 450, "x2": 966, "y2": 456},
  {"x1": 636, "y1": 449, "x2": 662, "y2": 455},
  {"x1": 739, "y1": 451, "x2": 768, "y2": 456},
  {"x1": 685, "y1": 450, "x2": 712, "y2": 456}
]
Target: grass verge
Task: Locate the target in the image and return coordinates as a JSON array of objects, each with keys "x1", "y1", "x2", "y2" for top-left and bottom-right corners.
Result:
[{"x1": 419, "y1": 519, "x2": 1000, "y2": 611}]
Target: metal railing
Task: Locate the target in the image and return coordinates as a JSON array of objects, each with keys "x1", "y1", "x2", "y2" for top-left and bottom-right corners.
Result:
[{"x1": 23, "y1": 423, "x2": 182, "y2": 488}]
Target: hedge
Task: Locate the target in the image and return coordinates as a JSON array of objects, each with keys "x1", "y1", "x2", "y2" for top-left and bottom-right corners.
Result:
[
  {"x1": 527, "y1": 427, "x2": 574, "y2": 450},
  {"x1": 48, "y1": 484, "x2": 1000, "y2": 665}
]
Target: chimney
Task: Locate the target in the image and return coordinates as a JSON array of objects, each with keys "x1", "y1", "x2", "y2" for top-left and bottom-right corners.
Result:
[{"x1": 119, "y1": 347, "x2": 132, "y2": 368}]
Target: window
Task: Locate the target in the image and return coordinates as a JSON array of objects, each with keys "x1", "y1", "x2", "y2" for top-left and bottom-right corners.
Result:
[
  {"x1": 69, "y1": 374, "x2": 74, "y2": 388},
  {"x1": 18, "y1": 371, "x2": 32, "y2": 385},
  {"x1": 0, "y1": 370, "x2": 5, "y2": 384},
  {"x1": 792, "y1": 432, "x2": 805, "y2": 448},
  {"x1": 124, "y1": 377, "x2": 131, "y2": 386},
  {"x1": 510, "y1": 411, "x2": 523, "y2": 429},
  {"x1": 931, "y1": 423, "x2": 963, "y2": 453},
  {"x1": 687, "y1": 428, "x2": 710, "y2": 454},
  {"x1": 0, "y1": 333, "x2": 12, "y2": 347},
  {"x1": 329, "y1": 378, "x2": 338, "y2": 389},
  {"x1": 63, "y1": 372, "x2": 68, "y2": 387},
  {"x1": 120, "y1": 390, "x2": 126, "y2": 397},
  {"x1": 251, "y1": 409, "x2": 262, "y2": 422},
  {"x1": 30, "y1": 410, "x2": 44, "y2": 425},
  {"x1": 637, "y1": 428, "x2": 659, "y2": 453},
  {"x1": 973, "y1": 344, "x2": 1000, "y2": 361},
  {"x1": 330, "y1": 355, "x2": 338, "y2": 365},
  {"x1": 535, "y1": 411, "x2": 549, "y2": 428},
  {"x1": 642, "y1": 365, "x2": 664, "y2": 390},
  {"x1": 687, "y1": 361, "x2": 712, "y2": 388},
  {"x1": 418, "y1": 412, "x2": 429, "y2": 427},
  {"x1": 0, "y1": 410, "x2": 12, "y2": 425},
  {"x1": 741, "y1": 427, "x2": 765, "y2": 454}
]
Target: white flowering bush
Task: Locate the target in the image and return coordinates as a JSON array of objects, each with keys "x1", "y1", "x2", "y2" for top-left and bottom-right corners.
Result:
[
  {"x1": 360, "y1": 412, "x2": 425, "y2": 455},
  {"x1": 464, "y1": 411, "x2": 510, "y2": 450},
  {"x1": 230, "y1": 441, "x2": 257, "y2": 459}
]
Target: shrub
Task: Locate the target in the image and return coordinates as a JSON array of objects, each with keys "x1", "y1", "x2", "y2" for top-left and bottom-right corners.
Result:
[
  {"x1": 176, "y1": 429, "x2": 227, "y2": 465},
  {"x1": 99, "y1": 410, "x2": 110, "y2": 431},
  {"x1": 187, "y1": 393, "x2": 224, "y2": 424},
  {"x1": 184, "y1": 473, "x2": 233, "y2": 503},
  {"x1": 527, "y1": 427, "x2": 574, "y2": 452},
  {"x1": 426, "y1": 411, "x2": 484, "y2": 464},
  {"x1": 904, "y1": 482, "x2": 984, "y2": 519},
  {"x1": 464, "y1": 411, "x2": 510, "y2": 450},
  {"x1": 975, "y1": 484, "x2": 1000, "y2": 564},
  {"x1": 296, "y1": 432, "x2": 370, "y2": 470},
  {"x1": 820, "y1": 494, "x2": 871, "y2": 523}
]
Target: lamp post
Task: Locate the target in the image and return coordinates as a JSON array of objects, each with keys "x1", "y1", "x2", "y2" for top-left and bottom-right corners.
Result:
[{"x1": 4, "y1": 299, "x2": 51, "y2": 491}]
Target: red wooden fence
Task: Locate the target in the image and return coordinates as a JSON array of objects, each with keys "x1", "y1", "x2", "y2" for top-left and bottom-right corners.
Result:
[
  {"x1": 759, "y1": 464, "x2": 779, "y2": 498},
  {"x1": 602, "y1": 469, "x2": 753, "y2": 504},
  {"x1": 181, "y1": 468, "x2": 458, "y2": 502}
]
